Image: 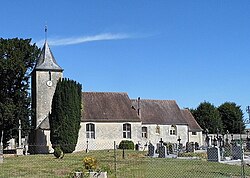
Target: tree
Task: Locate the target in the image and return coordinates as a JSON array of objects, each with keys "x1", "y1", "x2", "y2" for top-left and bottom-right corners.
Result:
[
  {"x1": 191, "y1": 101, "x2": 223, "y2": 134},
  {"x1": 0, "y1": 38, "x2": 40, "y2": 147},
  {"x1": 49, "y1": 78, "x2": 82, "y2": 153},
  {"x1": 218, "y1": 102, "x2": 245, "y2": 134}
]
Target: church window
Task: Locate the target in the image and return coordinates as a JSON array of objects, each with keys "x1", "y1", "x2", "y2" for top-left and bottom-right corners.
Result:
[
  {"x1": 123, "y1": 123, "x2": 131, "y2": 139},
  {"x1": 192, "y1": 132, "x2": 197, "y2": 135},
  {"x1": 142, "y1": 126, "x2": 147, "y2": 138},
  {"x1": 156, "y1": 125, "x2": 160, "y2": 134},
  {"x1": 49, "y1": 71, "x2": 51, "y2": 81},
  {"x1": 86, "y1": 123, "x2": 95, "y2": 139},
  {"x1": 170, "y1": 125, "x2": 177, "y2": 135}
]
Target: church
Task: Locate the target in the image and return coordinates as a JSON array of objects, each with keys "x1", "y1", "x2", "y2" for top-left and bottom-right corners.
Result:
[{"x1": 31, "y1": 41, "x2": 203, "y2": 153}]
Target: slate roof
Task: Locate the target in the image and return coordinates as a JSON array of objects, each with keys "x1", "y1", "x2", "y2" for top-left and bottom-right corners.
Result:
[
  {"x1": 35, "y1": 41, "x2": 63, "y2": 71},
  {"x1": 131, "y1": 99, "x2": 188, "y2": 125},
  {"x1": 181, "y1": 109, "x2": 203, "y2": 132},
  {"x1": 82, "y1": 92, "x2": 141, "y2": 122}
]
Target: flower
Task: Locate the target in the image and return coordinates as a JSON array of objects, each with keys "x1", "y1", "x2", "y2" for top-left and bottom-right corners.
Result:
[{"x1": 83, "y1": 156, "x2": 97, "y2": 171}]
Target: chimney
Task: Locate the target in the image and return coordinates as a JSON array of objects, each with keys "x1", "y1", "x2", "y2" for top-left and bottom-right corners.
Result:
[{"x1": 137, "y1": 97, "x2": 141, "y2": 118}]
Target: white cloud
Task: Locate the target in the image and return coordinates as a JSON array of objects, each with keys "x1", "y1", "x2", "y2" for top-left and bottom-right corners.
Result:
[{"x1": 35, "y1": 33, "x2": 132, "y2": 47}]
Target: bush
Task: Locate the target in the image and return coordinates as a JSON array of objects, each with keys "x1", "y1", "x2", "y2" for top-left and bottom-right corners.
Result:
[
  {"x1": 118, "y1": 140, "x2": 134, "y2": 150},
  {"x1": 83, "y1": 156, "x2": 97, "y2": 171},
  {"x1": 53, "y1": 146, "x2": 64, "y2": 159}
]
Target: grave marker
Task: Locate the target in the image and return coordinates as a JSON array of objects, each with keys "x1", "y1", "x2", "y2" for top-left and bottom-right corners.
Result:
[
  {"x1": 232, "y1": 145, "x2": 242, "y2": 160},
  {"x1": 158, "y1": 145, "x2": 166, "y2": 158},
  {"x1": 207, "y1": 147, "x2": 221, "y2": 162},
  {"x1": 148, "y1": 143, "x2": 155, "y2": 157}
]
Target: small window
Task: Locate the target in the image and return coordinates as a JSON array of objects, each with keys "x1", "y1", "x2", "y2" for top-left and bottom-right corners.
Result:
[
  {"x1": 156, "y1": 125, "x2": 160, "y2": 134},
  {"x1": 49, "y1": 71, "x2": 52, "y2": 81},
  {"x1": 170, "y1": 125, "x2": 177, "y2": 135},
  {"x1": 123, "y1": 123, "x2": 131, "y2": 139},
  {"x1": 142, "y1": 127, "x2": 147, "y2": 138},
  {"x1": 86, "y1": 123, "x2": 95, "y2": 139},
  {"x1": 192, "y1": 132, "x2": 197, "y2": 135}
]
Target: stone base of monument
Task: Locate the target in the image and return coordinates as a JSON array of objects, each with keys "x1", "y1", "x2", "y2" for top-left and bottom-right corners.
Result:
[
  {"x1": 16, "y1": 147, "x2": 24, "y2": 156},
  {"x1": 85, "y1": 172, "x2": 107, "y2": 178}
]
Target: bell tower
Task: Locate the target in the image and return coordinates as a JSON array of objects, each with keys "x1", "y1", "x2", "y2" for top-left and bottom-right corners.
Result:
[{"x1": 31, "y1": 40, "x2": 63, "y2": 153}]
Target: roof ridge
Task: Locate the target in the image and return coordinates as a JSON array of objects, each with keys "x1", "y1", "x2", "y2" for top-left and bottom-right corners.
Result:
[
  {"x1": 83, "y1": 91, "x2": 128, "y2": 94},
  {"x1": 138, "y1": 99, "x2": 176, "y2": 102}
]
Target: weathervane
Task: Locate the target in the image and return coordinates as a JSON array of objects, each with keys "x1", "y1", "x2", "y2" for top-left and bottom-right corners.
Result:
[{"x1": 45, "y1": 24, "x2": 48, "y2": 41}]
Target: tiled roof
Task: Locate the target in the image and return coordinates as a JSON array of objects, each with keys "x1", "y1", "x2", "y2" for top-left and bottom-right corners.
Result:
[
  {"x1": 82, "y1": 92, "x2": 141, "y2": 122},
  {"x1": 181, "y1": 109, "x2": 203, "y2": 132},
  {"x1": 35, "y1": 41, "x2": 63, "y2": 71},
  {"x1": 131, "y1": 99, "x2": 188, "y2": 125}
]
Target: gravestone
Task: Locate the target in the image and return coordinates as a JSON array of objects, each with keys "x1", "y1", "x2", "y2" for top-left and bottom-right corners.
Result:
[
  {"x1": 158, "y1": 145, "x2": 166, "y2": 158},
  {"x1": 186, "y1": 142, "x2": 195, "y2": 152},
  {"x1": 156, "y1": 143, "x2": 161, "y2": 154},
  {"x1": 205, "y1": 135, "x2": 210, "y2": 147},
  {"x1": 246, "y1": 140, "x2": 250, "y2": 151},
  {"x1": 224, "y1": 143, "x2": 231, "y2": 157},
  {"x1": 207, "y1": 147, "x2": 220, "y2": 162},
  {"x1": 148, "y1": 143, "x2": 155, "y2": 157},
  {"x1": 232, "y1": 146, "x2": 242, "y2": 160}
]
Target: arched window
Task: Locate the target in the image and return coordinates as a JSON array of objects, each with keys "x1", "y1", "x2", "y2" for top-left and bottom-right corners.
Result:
[
  {"x1": 123, "y1": 123, "x2": 131, "y2": 139},
  {"x1": 86, "y1": 123, "x2": 95, "y2": 139},
  {"x1": 156, "y1": 125, "x2": 160, "y2": 134},
  {"x1": 170, "y1": 125, "x2": 177, "y2": 135},
  {"x1": 142, "y1": 126, "x2": 147, "y2": 138}
]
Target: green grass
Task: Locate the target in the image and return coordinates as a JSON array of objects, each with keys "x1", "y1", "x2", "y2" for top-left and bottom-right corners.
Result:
[{"x1": 0, "y1": 150, "x2": 249, "y2": 178}]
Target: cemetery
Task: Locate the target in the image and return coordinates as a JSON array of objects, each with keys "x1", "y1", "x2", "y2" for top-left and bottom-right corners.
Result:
[{"x1": 0, "y1": 139, "x2": 250, "y2": 177}]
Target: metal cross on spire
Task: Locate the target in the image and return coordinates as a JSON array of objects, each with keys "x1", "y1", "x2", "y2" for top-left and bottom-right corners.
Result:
[{"x1": 45, "y1": 24, "x2": 48, "y2": 42}]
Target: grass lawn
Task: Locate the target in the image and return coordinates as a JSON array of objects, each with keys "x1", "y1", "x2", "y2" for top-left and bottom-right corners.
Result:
[{"x1": 0, "y1": 150, "x2": 249, "y2": 178}]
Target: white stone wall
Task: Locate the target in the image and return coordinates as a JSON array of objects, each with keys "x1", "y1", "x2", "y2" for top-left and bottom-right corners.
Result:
[
  {"x1": 75, "y1": 122, "x2": 142, "y2": 151},
  {"x1": 188, "y1": 131, "x2": 203, "y2": 146},
  {"x1": 35, "y1": 71, "x2": 63, "y2": 127},
  {"x1": 34, "y1": 70, "x2": 62, "y2": 153},
  {"x1": 74, "y1": 123, "x2": 190, "y2": 152},
  {"x1": 139, "y1": 124, "x2": 189, "y2": 147}
]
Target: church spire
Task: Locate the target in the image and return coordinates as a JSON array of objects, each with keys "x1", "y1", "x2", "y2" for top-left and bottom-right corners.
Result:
[{"x1": 34, "y1": 27, "x2": 63, "y2": 72}]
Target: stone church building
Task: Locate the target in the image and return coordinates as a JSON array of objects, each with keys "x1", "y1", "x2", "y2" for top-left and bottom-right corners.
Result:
[{"x1": 31, "y1": 41, "x2": 203, "y2": 153}]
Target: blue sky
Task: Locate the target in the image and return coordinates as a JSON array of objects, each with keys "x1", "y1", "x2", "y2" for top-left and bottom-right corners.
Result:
[{"x1": 2, "y1": 1, "x2": 250, "y2": 120}]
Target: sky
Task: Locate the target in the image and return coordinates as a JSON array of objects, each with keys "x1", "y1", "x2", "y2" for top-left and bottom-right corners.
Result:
[{"x1": 1, "y1": 1, "x2": 250, "y2": 121}]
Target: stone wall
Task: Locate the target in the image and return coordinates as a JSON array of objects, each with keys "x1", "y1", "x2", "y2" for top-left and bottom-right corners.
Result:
[
  {"x1": 189, "y1": 131, "x2": 203, "y2": 146},
  {"x1": 75, "y1": 122, "x2": 142, "y2": 151},
  {"x1": 140, "y1": 124, "x2": 188, "y2": 147}
]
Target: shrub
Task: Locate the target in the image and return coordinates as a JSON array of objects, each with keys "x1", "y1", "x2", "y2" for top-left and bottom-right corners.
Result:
[
  {"x1": 53, "y1": 146, "x2": 64, "y2": 159},
  {"x1": 118, "y1": 140, "x2": 134, "y2": 150},
  {"x1": 83, "y1": 156, "x2": 97, "y2": 171}
]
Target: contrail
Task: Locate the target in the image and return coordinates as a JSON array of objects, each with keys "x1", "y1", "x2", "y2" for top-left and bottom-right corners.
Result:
[{"x1": 35, "y1": 33, "x2": 132, "y2": 47}]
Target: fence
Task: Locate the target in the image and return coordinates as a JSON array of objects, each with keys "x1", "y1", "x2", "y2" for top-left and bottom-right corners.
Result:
[{"x1": 0, "y1": 141, "x2": 250, "y2": 178}]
